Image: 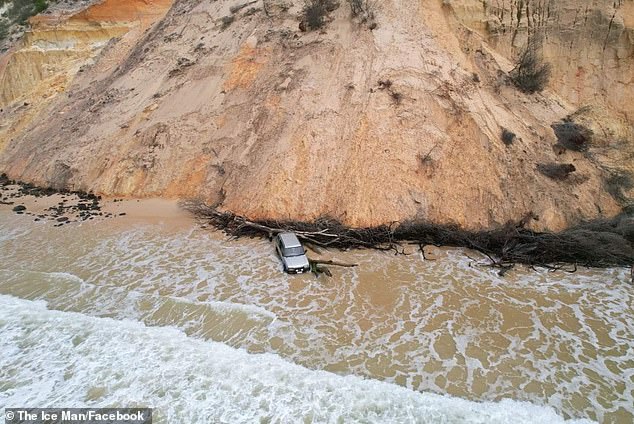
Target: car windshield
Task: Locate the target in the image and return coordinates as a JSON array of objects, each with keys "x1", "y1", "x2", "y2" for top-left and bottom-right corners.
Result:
[{"x1": 282, "y1": 246, "x2": 305, "y2": 257}]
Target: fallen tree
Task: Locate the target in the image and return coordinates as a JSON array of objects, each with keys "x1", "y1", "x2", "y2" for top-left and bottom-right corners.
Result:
[{"x1": 182, "y1": 200, "x2": 634, "y2": 270}]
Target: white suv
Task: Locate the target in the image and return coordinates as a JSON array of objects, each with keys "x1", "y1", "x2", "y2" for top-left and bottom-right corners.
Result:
[{"x1": 275, "y1": 233, "x2": 310, "y2": 274}]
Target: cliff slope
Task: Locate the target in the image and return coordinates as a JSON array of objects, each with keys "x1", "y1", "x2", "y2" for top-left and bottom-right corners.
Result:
[{"x1": 0, "y1": 0, "x2": 632, "y2": 230}]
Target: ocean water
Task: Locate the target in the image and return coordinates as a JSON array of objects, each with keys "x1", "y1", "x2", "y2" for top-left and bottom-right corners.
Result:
[
  {"x1": 0, "y1": 209, "x2": 632, "y2": 423},
  {"x1": 0, "y1": 295, "x2": 593, "y2": 423}
]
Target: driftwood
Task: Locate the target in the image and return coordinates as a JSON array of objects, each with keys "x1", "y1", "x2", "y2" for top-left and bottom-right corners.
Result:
[
  {"x1": 181, "y1": 200, "x2": 634, "y2": 270},
  {"x1": 307, "y1": 258, "x2": 358, "y2": 277},
  {"x1": 181, "y1": 201, "x2": 397, "y2": 250},
  {"x1": 308, "y1": 258, "x2": 359, "y2": 277},
  {"x1": 309, "y1": 259, "x2": 358, "y2": 267}
]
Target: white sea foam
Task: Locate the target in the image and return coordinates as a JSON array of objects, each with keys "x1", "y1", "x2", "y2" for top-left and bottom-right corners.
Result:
[
  {"x1": 0, "y1": 295, "x2": 593, "y2": 424},
  {"x1": 0, "y1": 269, "x2": 278, "y2": 327}
]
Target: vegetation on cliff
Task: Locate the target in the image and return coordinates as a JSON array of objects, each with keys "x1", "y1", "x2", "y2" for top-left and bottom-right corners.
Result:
[
  {"x1": 0, "y1": 0, "x2": 48, "y2": 43},
  {"x1": 510, "y1": 37, "x2": 552, "y2": 94}
]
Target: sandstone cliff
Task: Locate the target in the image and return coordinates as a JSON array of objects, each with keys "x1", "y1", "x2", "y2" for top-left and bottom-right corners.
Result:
[{"x1": 0, "y1": 0, "x2": 632, "y2": 230}]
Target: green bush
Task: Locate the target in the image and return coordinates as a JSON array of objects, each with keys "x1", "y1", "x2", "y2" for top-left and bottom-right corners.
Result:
[
  {"x1": 35, "y1": 0, "x2": 48, "y2": 14},
  {"x1": 8, "y1": 0, "x2": 48, "y2": 25}
]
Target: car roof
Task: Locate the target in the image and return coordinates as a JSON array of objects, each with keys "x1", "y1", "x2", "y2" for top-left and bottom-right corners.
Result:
[{"x1": 278, "y1": 232, "x2": 302, "y2": 248}]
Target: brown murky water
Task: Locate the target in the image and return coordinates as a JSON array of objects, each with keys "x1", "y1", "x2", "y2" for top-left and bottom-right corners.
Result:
[{"x1": 0, "y1": 207, "x2": 632, "y2": 423}]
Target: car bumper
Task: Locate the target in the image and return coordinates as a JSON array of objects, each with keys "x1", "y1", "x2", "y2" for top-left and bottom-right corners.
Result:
[{"x1": 288, "y1": 267, "x2": 310, "y2": 274}]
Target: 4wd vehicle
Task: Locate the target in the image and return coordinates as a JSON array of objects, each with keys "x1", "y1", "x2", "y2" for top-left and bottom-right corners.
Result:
[{"x1": 275, "y1": 232, "x2": 310, "y2": 274}]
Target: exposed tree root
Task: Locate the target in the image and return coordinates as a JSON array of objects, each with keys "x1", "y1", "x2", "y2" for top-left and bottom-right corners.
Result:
[{"x1": 181, "y1": 200, "x2": 634, "y2": 270}]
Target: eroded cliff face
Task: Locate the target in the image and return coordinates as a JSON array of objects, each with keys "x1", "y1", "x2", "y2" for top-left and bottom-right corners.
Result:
[
  {"x1": 0, "y1": 0, "x2": 172, "y2": 148},
  {"x1": 447, "y1": 0, "x2": 634, "y2": 120},
  {"x1": 0, "y1": 0, "x2": 632, "y2": 230},
  {"x1": 444, "y1": 0, "x2": 634, "y2": 223}
]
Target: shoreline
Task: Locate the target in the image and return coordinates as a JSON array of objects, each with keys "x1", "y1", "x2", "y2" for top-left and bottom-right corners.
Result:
[
  {"x1": 183, "y1": 200, "x2": 634, "y2": 270},
  {"x1": 2, "y1": 177, "x2": 633, "y2": 270},
  {"x1": 0, "y1": 175, "x2": 194, "y2": 229}
]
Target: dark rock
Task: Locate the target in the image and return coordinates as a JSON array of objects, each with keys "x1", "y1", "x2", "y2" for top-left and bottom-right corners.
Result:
[
  {"x1": 56, "y1": 217, "x2": 69, "y2": 222},
  {"x1": 12, "y1": 205, "x2": 26, "y2": 212}
]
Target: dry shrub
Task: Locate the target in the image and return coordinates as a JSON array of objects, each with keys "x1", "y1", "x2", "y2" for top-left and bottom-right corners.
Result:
[
  {"x1": 303, "y1": 0, "x2": 339, "y2": 30},
  {"x1": 377, "y1": 79, "x2": 392, "y2": 89},
  {"x1": 377, "y1": 79, "x2": 402, "y2": 106},
  {"x1": 348, "y1": 0, "x2": 376, "y2": 27},
  {"x1": 510, "y1": 37, "x2": 552, "y2": 94},
  {"x1": 537, "y1": 163, "x2": 576, "y2": 180},
  {"x1": 501, "y1": 128, "x2": 516, "y2": 145},
  {"x1": 605, "y1": 171, "x2": 634, "y2": 205},
  {"x1": 390, "y1": 91, "x2": 403, "y2": 105},
  {"x1": 551, "y1": 121, "x2": 592, "y2": 152},
  {"x1": 221, "y1": 15, "x2": 235, "y2": 29}
]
